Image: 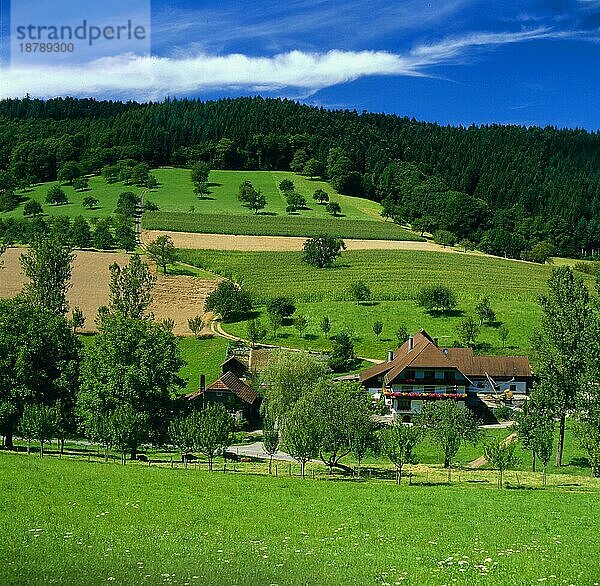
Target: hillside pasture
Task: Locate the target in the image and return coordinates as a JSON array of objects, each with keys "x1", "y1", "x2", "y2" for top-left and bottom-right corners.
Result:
[
  {"x1": 4, "y1": 168, "x2": 421, "y2": 240},
  {"x1": 1, "y1": 453, "x2": 599, "y2": 585},
  {"x1": 177, "y1": 249, "x2": 595, "y2": 358}
]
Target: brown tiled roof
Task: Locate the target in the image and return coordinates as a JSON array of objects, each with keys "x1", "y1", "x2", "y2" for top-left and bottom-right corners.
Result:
[
  {"x1": 221, "y1": 355, "x2": 248, "y2": 371},
  {"x1": 187, "y1": 371, "x2": 259, "y2": 405},
  {"x1": 359, "y1": 329, "x2": 532, "y2": 385},
  {"x1": 471, "y1": 356, "x2": 532, "y2": 378}
]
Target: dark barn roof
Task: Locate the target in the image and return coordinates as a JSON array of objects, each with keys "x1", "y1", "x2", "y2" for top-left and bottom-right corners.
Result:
[{"x1": 187, "y1": 371, "x2": 259, "y2": 405}]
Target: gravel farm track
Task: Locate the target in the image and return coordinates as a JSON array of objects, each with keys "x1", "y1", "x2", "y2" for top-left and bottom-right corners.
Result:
[
  {"x1": 0, "y1": 247, "x2": 219, "y2": 336},
  {"x1": 142, "y1": 230, "x2": 469, "y2": 253}
]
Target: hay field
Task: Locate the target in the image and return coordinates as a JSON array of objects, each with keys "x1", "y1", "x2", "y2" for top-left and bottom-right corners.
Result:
[{"x1": 0, "y1": 248, "x2": 218, "y2": 335}]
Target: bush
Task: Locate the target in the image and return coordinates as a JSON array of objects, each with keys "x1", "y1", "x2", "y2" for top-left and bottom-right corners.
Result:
[
  {"x1": 493, "y1": 406, "x2": 514, "y2": 421},
  {"x1": 204, "y1": 280, "x2": 253, "y2": 321},
  {"x1": 416, "y1": 284, "x2": 457, "y2": 314},
  {"x1": 433, "y1": 230, "x2": 456, "y2": 247}
]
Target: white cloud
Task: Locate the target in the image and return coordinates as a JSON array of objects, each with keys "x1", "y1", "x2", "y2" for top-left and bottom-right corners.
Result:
[{"x1": 0, "y1": 27, "x2": 581, "y2": 100}]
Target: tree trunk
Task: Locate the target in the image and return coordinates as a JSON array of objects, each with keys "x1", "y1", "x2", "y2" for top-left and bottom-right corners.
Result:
[
  {"x1": 555, "y1": 414, "x2": 566, "y2": 467},
  {"x1": 40, "y1": 441, "x2": 44, "y2": 458},
  {"x1": 532, "y1": 451, "x2": 536, "y2": 473},
  {"x1": 4, "y1": 432, "x2": 13, "y2": 450},
  {"x1": 447, "y1": 464, "x2": 452, "y2": 483},
  {"x1": 444, "y1": 455, "x2": 450, "y2": 468},
  {"x1": 27, "y1": 440, "x2": 30, "y2": 455},
  {"x1": 209, "y1": 457, "x2": 213, "y2": 472},
  {"x1": 60, "y1": 438, "x2": 65, "y2": 455},
  {"x1": 542, "y1": 467, "x2": 547, "y2": 486},
  {"x1": 397, "y1": 466, "x2": 403, "y2": 485},
  {"x1": 268, "y1": 456, "x2": 272, "y2": 475},
  {"x1": 130, "y1": 446, "x2": 137, "y2": 460},
  {"x1": 301, "y1": 461, "x2": 305, "y2": 479}
]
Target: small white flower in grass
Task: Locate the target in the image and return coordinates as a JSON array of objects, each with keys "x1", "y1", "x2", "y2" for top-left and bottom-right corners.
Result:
[{"x1": 107, "y1": 578, "x2": 115, "y2": 581}]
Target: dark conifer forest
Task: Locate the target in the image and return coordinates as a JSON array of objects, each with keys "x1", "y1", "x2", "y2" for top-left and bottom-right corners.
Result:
[{"x1": 1, "y1": 95, "x2": 599, "y2": 258}]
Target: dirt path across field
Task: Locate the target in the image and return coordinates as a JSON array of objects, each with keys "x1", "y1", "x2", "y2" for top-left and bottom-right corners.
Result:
[
  {"x1": 0, "y1": 247, "x2": 219, "y2": 336},
  {"x1": 143, "y1": 230, "x2": 468, "y2": 253}
]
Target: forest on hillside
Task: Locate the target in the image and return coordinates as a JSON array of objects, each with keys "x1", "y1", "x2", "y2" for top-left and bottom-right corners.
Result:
[{"x1": 0, "y1": 96, "x2": 599, "y2": 258}]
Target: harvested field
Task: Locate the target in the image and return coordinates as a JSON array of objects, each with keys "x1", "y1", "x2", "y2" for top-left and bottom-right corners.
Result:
[
  {"x1": 143, "y1": 230, "x2": 463, "y2": 253},
  {"x1": 0, "y1": 248, "x2": 218, "y2": 335}
]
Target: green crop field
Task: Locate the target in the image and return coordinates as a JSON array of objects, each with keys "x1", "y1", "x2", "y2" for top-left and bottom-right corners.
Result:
[
  {"x1": 178, "y1": 249, "x2": 595, "y2": 358},
  {"x1": 5, "y1": 168, "x2": 421, "y2": 240},
  {"x1": 1, "y1": 453, "x2": 599, "y2": 585},
  {"x1": 143, "y1": 211, "x2": 421, "y2": 240}
]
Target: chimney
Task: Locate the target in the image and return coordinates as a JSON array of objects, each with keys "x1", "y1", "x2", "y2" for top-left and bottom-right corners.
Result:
[
  {"x1": 387, "y1": 350, "x2": 394, "y2": 362},
  {"x1": 199, "y1": 374, "x2": 206, "y2": 391},
  {"x1": 408, "y1": 336, "x2": 414, "y2": 351},
  {"x1": 433, "y1": 337, "x2": 439, "y2": 346}
]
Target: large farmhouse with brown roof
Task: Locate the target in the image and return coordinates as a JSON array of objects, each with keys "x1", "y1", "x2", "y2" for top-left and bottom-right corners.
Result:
[{"x1": 359, "y1": 330, "x2": 533, "y2": 421}]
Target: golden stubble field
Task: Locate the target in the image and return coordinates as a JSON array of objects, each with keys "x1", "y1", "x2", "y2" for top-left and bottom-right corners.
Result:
[{"x1": 0, "y1": 248, "x2": 219, "y2": 335}]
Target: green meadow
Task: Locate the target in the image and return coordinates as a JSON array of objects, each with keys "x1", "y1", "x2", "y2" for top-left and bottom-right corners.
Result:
[
  {"x1": 5, "y1": 168, "x2": 420, "y2": 240},
  {"x1": 1, "y1": 453, "x2": 599, "y2": 586},
  {"x1": 178, "y1": 249, "x2": 593, "y2": 358}
]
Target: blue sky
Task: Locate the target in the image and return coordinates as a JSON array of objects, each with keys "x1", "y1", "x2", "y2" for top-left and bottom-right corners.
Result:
[{"x1": 1, "y1": 0, "x2": 600, "y2": 128}]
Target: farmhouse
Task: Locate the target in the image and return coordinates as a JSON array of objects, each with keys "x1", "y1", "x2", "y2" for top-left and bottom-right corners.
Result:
[
  {"x1": 359, "y1": 330, "x2": 532, "y2": 421},
  {"x1": 186, "y1": 370, "x2": 261, "y2": 426}
]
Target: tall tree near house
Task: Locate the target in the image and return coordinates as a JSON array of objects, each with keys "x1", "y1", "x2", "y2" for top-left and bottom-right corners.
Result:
[
  {"x1": 109, "y1": 405, "x2": 149, "y2": 464},
  {"x1": 195, "y1": 404, "x2": 234, "y2": 472},
  {"x1": 107, "y1": 253, "x2": 155, "y2": 320},
  {"x1": 281, "y1": 397, "x2": 319, "y2": 479},
  {"x1": 246, "y1": 318, "x2": 267, "y2": 347},
  {"x1": 262, "y1": 415, "x2": 280, "y2": 474},
  {"x1": 146, "y1": 234, "x2": 176, "y2": 274},
  {"x1": 381, "y1": 421, "x2": 422, "y2": 484},
  {"x1": 169, "y1": 412, "x2": 200, "y2": 467},
  {"x1": 78, "y1": 312, "x2": 184, "y2": 459},
  {"x1": 414, "y1": 400, "x2": 482, "y2": 482},
  {"x1": 20, "y1": 235, "x2": 75, "y2": 316},
  {"x1": 260, "y1": 350, "x2": 326, "y2": 426},
  {"x1": 308, "y1": 381, "x2": 374, "y2": 475},
  {"x1": 533, "y1": 266, "x2": 593, "y2": 467}
]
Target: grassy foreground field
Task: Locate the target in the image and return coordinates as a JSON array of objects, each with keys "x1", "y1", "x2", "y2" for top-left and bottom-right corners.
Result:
[
  {"x1": 5, "y1": 168, "x2": 420, "y2": 240},
  {"x1": 179, "y1": 249, "x2": 594, "y2": 358},
  {"x1": 1, "y1": 453, "x2": 599, "y2": 585}
]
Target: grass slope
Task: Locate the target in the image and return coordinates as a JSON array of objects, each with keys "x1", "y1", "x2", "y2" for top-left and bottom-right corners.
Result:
[
  {"x1": 1, "y1": 454, "x2": 598, "y2": 585},
  {"x1": 179, "y1": 249, "x2": 593, "y2": 358},
  {"x1": 5, "y1": 168, "x2": 420, "y2": 240}
]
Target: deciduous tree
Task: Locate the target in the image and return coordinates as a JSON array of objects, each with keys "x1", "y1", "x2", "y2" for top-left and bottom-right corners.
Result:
[
  {"x1": 414, "y1": 400, "x2": 481, "y2": 481},
  {"x1": 302, "y1": 235, "x2": 346, "y2": 268},
  {"x1": 20, "y1": 235, "x2": 74, "y2": 316},
  {"x1": 146, "y1": 234, "x2": 176, "y2": 274}
]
